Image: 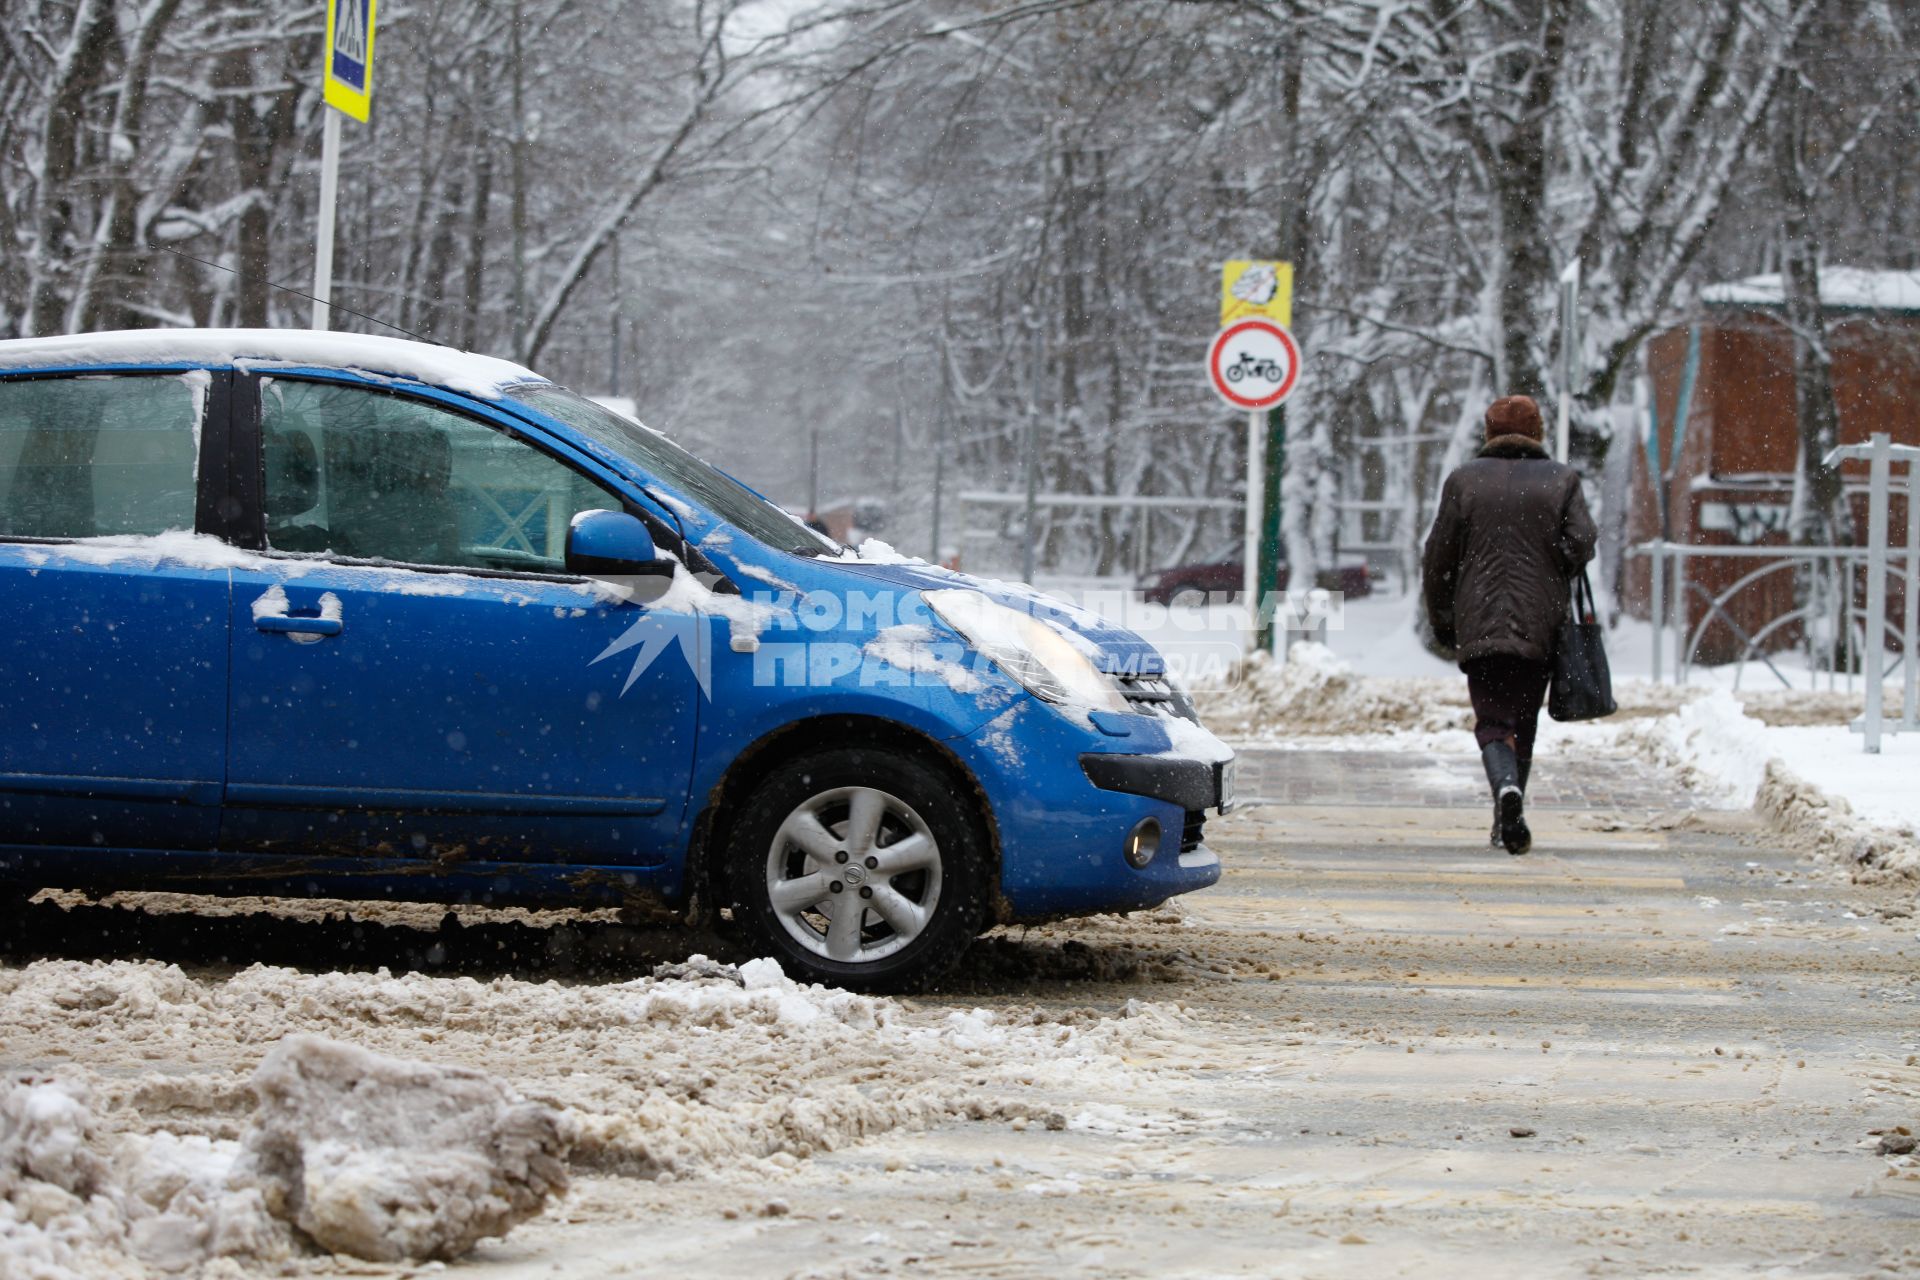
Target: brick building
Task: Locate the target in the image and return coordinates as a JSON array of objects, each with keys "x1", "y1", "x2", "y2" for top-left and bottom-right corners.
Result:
[{"x1": 1624, "y1": 270, "x2": 1920, "y2": 664}]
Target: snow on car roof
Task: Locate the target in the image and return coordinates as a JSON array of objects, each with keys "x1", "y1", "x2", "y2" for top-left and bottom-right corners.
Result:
[
  {"x1": 1702, "y1": 268, "x2": 1920, "y2": 313},
  {"x1": 0, "y1": 328, "x2": 546, "y2": 400}
]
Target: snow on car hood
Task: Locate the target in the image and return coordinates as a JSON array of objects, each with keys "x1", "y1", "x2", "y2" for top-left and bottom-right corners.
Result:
[{"x1": 822, "y1": 548, "x2": 1166, "y2": 677}]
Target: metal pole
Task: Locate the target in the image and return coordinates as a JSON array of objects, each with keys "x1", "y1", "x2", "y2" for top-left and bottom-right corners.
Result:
[
  {"x1": 1672, "y1": 546, "x2": 1688, "y2": 681},
  {"x1": 311, "y1": 108, "x2": 342, "y2": 329},
  {"x1": 1020, "y1": 408, "x2": 1040, "y2": 583},
  {"x1": 1650, "y1": 546, "x2": 1664, "y2": 684},
  {"x1": 1242, "y1": 408, "x2": 1264, "y2": 654},
  {"x1": 1260, "y1": 404, "x2": 1288, "y2": 657},
  {"x1": 1555, "y1": 259, "x2": 1579, "y2": 463},
  {"x1": 608, "y1": 234, "x2": 621, "y2": 397},
  {"x1": 930, "y1": 403, "x2": 946, "y2": 565},
  {"x1": 1904, "y1": 460, "x2": 1918, "y2": 729},
  {"x1": 1020, "y1": 315, "x2": 1044, "y2": 584},
  {"x1": 1862, "y1": 433, "x2": 1891, "y2": 752},
  {"x1": 893, "y1": 402, "x2": 905, "y2": 496}
]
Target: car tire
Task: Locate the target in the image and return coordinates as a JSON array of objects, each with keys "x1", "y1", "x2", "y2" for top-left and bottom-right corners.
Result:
[{"x1": 726, "y1": 746, "x2": 990, "y2": 993}]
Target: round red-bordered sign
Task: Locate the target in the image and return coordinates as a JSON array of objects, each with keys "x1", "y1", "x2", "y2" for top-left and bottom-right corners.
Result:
[{"x1": 1208, "y1": 318, "x2": 1301, "y2": 410}]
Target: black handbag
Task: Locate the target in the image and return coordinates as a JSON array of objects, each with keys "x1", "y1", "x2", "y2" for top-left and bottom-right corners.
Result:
[{"x1": 1548, "y1": 569, "x2": 1616, "y2": 721}]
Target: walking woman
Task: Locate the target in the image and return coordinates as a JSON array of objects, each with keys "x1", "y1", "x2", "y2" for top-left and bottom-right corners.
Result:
[{"x1": 1422, "y1": 396, "x2": 1597, "y2": 855}]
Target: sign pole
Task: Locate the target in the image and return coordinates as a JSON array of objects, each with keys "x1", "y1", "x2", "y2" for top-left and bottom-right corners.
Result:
[
  {"x1": 1217, "y1": 260, "x2": 1296, "y2": 658},
  {"x1": 317, "y1": 0, "x2": 377, "y2": 330},
  {"x1": 1258, "y1": 405, "x2": 1286, "y2": 654},
  {"x1": 1206, "y1": 315, "x2": 1299, "y2": 656},
  {"x1": 1242, "y1": 408, "x2": 1264, "y2": 652},
  {"x1": 312, "y1": 108, "x2": 342, "y2": 330}
]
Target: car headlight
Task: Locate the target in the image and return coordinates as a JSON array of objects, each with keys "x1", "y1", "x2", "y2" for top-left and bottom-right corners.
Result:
[{"x1": 925, "y1": 589, "x2": 1127, "y2": 714}]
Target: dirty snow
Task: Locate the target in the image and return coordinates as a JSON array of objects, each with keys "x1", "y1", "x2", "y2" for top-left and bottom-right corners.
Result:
[
  {"x1": 237, "y1": 1036, "x2": 570, "y2": 1262},
  {"x1": 2, "y1": 1032, "x2": 581, "y2": 1275},
  {"x1": 0, "y1": 955, "x2": 1180, "y2": 1275}
]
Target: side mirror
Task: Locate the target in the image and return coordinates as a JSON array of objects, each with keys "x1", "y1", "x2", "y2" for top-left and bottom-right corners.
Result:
[{"x1": 566, "y1": 509, "x2": 674, "y2": 578}]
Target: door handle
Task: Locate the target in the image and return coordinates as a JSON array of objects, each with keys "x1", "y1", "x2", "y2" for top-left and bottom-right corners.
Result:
[
  {"x1": 255, "y1": 614, "x2": 343, "y2": 637},
  {"x1": 252, "y1": 588, "x2": 344, "y2": 639}
]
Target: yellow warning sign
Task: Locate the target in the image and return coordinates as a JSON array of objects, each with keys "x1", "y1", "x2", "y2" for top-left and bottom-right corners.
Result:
[
  {"x1": 1220, "y1": 260, "x2": 1293, "y2": 328},
  {"x1": 324, "y1": 0, "x2": 379, "y2": 123}
]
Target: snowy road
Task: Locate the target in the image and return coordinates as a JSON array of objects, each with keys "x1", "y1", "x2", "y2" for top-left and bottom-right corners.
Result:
[
  {"x1": 5, "y1": 744, "x2": 1918, "y2": 1277},
  {"x1": 456, "y1": 750, "x2": 1919, "y2": 1279}
]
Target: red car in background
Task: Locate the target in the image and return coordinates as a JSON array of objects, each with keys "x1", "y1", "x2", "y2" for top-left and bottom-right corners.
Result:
[{"x1": 1139, "y1": 544, "x2": 1371, "y2": 606}]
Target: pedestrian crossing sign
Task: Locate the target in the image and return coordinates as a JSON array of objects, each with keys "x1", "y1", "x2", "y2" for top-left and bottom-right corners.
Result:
[{"x1": 323, "y1": 0, "x2": 379, "y2": 122}]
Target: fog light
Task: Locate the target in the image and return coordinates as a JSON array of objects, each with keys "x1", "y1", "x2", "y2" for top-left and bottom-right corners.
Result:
[{"x1": 1123, "y1": 817, "x2": 1161, "y2": 869}]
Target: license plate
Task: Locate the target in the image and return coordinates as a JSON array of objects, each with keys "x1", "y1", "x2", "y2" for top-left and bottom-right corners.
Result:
[{"x1": 1218, "y1": 758, "x2": 1236, "y2": 812}]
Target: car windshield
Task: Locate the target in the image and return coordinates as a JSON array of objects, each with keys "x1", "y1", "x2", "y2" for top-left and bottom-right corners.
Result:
[{"x1": 509, "y1": 384, "x2": 838, "y2": 557}]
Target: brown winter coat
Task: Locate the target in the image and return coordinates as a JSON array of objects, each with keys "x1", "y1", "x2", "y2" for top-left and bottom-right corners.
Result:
[{"x1": 1422, "y1": 436, "x2": 1598, "y2": 666}]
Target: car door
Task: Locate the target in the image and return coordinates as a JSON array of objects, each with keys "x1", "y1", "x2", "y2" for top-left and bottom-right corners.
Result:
[
  {"x1": 0, "y1": 368, "x2": 232, "y2": 852},
  {"x1": 219, "y1": 374, "x2": 701, "y2": 874}
]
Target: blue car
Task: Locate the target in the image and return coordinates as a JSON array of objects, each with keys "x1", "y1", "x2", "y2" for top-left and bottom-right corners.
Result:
[{"x1": 0, "y1": 330, "x2": 1230, "y2": 990}]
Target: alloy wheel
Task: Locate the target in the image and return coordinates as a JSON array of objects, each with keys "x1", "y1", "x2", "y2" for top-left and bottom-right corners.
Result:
[{"x1": 763, "y1": 786, "x2": 943, "y2": 964}]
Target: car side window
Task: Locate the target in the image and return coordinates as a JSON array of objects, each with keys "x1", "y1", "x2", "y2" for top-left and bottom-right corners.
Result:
[
  {"x1": 260, "y1": 378, "x2": 624, "y2": 574},
  {"x1": 0, "y1": 372, "x2": 204, "y2": 539}
]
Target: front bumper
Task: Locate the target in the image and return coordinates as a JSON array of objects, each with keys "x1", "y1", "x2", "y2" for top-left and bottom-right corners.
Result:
[
  {"x1": 950, "y1": 700, "x2": 1228, "y2": 921},
  {"x1": 1078, "y1": 752, "x2": 1232, "y2": 812}
]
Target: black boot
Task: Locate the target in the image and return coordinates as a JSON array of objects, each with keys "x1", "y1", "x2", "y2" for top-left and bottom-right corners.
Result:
[{"x1": 1481, "y1": 742, "x2": 1531, "y2": 856}]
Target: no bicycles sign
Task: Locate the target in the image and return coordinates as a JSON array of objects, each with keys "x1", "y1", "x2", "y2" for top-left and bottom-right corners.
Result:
[{"x1": 1208, "y1": 318, "x2": 1301, "y2": 411}]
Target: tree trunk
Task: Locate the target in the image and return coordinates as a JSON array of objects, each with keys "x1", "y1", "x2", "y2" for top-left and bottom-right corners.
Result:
[
  {"x1": 27, "y1": 0, "x2": 117, "y2": 336},
  {"x1": 1486, "y1": 0, "x2": 1573, "y2": 400},
  {"x1": 1777, "y1": 82, "x2": 1848, "y2": 549}
]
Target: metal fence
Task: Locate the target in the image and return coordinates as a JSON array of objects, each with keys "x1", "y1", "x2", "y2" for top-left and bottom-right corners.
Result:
[
  {"x1": 1631, "y1": 543, "x2": 1905, "y2": 681},
  {"x1": 1635, "y1": 441, "x2": 1920, "y2": 756},
  {"x1": 1628, "y1": 436, "x2": 1918, "y2": 751}
]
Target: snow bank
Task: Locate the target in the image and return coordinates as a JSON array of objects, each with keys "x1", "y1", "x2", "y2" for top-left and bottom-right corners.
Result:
[
  {"x1": 1195, "y1": 643, "x2": 1471, "y2": 737},
  {"x1": 1639, "y1": 689, "x2": 1774, "y2": 806},
  {"x1": 0, "y1": 955, "x2": 1183, "y2": 1270},
  {"x1": 1, "y1": 1074, "x2": 283, "y2": 1279},
  {"x1": 1754, "y1": 762, "x2": 1920, "y2": 879},
  {"x1": 236, "y1": 1036, "x2": 571, "y2": 1262},
  {"x1": 1623, "y1": 690, "x2": 1920, "y2": 877},
  {"x1": 2, "y1": 1035, "x2": 572, "y2": 1275}
]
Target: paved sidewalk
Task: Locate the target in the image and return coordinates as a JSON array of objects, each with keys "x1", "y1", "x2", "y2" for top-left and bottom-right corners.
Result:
[{"x1": 1235, "y1": 746, "x2": 1705, "y2": 813}]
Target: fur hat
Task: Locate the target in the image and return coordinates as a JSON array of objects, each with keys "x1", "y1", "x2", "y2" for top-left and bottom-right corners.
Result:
[{"x1": 1484, "y1": 395, "x2": 1544, "y2": 442}]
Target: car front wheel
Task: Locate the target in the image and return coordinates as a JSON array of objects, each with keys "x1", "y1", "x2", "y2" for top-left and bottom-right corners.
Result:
[{"x1": 727, "y1": 747, "x2": 989, "y2": 992}]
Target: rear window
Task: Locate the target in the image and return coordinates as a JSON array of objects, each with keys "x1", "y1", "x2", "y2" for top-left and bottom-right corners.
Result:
[{"x1": 0, "y1": 372, "x2": 205, "y2": 539}]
